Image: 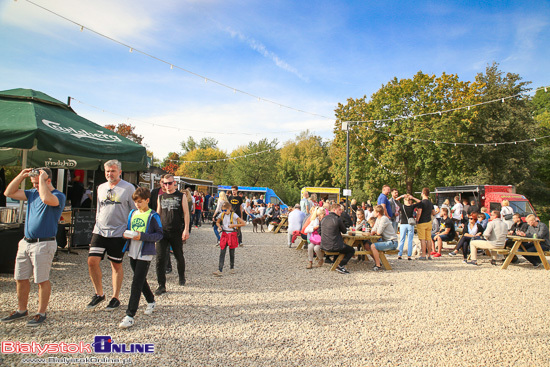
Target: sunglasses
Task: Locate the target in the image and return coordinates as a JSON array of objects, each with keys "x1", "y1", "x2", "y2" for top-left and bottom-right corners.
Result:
[{"x1": 163, "y1": 182, "x2": 174, "y2": 185}]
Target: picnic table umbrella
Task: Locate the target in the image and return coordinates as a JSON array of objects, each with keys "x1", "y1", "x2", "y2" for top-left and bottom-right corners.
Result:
[{"x1": 0, "y1": 88, "x2": 149, "y2": 221}]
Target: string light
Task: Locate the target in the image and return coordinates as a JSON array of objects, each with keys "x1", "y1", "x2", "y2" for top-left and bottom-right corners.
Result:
[
  {"x1": 350, "y1": 120, "x2": 550, "y2": 147},
  {"x1": 162, "y1": 147, "x2": 278, "y2": 164},
  {"x1": 20, "y1": 0, "x2": 332, "y2": 121},
  {"x1": 342, "y1": 86, "x2": 548, "y2": 125}
]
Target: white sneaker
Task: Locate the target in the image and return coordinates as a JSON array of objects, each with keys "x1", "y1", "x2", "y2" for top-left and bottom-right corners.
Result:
[
  {"x1": 144, "y1": 302, "x2": 156, "y2": 315},
  {"x1": 119, "y1": 316, "x2": 134, "y2": 329}
]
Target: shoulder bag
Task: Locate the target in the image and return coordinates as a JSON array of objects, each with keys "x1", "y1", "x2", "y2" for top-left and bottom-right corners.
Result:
[{"x1": 403, "y1": 205, "x2": 416, "y2": 226}]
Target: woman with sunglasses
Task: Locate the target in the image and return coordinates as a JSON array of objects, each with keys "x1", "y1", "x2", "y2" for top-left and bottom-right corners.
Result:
[{"x1": 448, "y1": 212, "x2": 483, "y2": 261}]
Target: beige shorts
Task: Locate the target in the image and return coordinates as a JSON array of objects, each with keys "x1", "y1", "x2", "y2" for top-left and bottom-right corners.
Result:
[
  {"x1": 416, "y1": 222, "x2": 432, "y2": 241},
  {"x1": 14, "y1": 239, "x2": 57, "y2": 283}
]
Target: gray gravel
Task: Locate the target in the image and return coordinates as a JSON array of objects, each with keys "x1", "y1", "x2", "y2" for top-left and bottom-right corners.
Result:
[{"x1": 1, "y1": 226, "x2": 550, "y2": 366}]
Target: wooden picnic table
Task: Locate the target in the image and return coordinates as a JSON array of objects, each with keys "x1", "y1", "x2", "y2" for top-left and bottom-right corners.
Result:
[
  {"x1": 499, "y1": 235, "x2": 550, "y2": 270},
  {"x1": 273, "y1": 215, "x2": 288, "y2": 234},
  {"x1": 321, "y1": 232, "x2": 396, "y2": 271}
]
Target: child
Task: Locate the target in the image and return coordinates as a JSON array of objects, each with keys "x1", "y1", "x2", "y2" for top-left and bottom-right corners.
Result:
[
  {"x1": 213, "y1": 202, "x2": 246, "y2": 277},
  {"x1": 119, "y1": 187, "x2": 163, "y2": 329}
]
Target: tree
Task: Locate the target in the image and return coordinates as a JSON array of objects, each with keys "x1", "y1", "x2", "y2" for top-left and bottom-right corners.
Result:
[
  {"x1": 276, "y1": 131, "x2": 332, "y2": 204},
  {"x1": 104, "y1": 123, "x2": 144, "y2": 145},
  {"x1": 161, "y1": 152, "x2": 180, "y2": 174},
  {"x1": 175, "y1": 147, "x2": 229, "y2": 182},
  {"x1": 180, "y1": 137, "x2": 218, "y2": 154},
  {"x1": 228, "y1": 139, "x2": 279, "y2": 187},
  {"x1": 333, "y1": 71, "x2": 481, "y2": 198},
  {"x1": 465, "y1": 62, "x2": 536, "y2": 185}
]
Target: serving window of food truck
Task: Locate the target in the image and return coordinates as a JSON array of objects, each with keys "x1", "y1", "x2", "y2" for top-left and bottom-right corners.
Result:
[{"x1": 301, "y1": 187, "x2": 341, "y2": 203}]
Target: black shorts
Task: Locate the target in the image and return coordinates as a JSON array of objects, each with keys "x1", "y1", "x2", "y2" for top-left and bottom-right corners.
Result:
[{"x1": 88, "y1": 234, "x2": 126, "y2": 263}]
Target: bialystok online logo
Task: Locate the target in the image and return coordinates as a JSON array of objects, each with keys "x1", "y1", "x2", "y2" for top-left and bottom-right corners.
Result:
[{"x1": 1, "y1": 336, "x2": 154, "y2": 356}]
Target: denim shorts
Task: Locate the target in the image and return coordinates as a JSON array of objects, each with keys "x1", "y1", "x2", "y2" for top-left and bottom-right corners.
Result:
[{"x1": 375, "y1": 239, "x2": 398, "y2": 251}]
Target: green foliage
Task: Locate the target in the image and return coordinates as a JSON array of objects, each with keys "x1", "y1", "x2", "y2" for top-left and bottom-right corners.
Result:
[
  {"x1": 333, "y1": 71, "x2": 481, "y2": 198},
  {"x1": 180, "y1": 137, "x2": 218, "y2": 154},
  {"x1": 227, "y1": 138, "x2": 279, "y2": 187},
  {"x1": 176, "y1": 148, "x2": 228, "y2": 182},
  {"x1": 463, "y1": 63, "x2": 535, "y2": 184}
]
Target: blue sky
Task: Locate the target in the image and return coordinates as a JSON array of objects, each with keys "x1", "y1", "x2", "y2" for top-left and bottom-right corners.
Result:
[{"x1": 1, "y1": 0, "x2": 549, "y2": 160}]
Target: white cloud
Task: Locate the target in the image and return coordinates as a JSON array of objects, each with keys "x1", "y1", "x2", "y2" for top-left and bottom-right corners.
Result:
[
  {"x1": 225, "y1": 27, "x2": 308, "y2": 82},
  {"x1": 0, "y1": 0, "x2": 158, "y2": 44},
  {"x1": 77, "y1": 98, "x2": 335, "y2": 159}
]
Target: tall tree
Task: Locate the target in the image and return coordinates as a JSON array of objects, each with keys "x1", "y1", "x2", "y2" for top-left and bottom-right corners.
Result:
[
  {"x1": 465, "y1": 63, "x2": 536, "y2": 184},
  {"x1": 104, "y1": 123, "x2": 144, "y2": 145},
  {"x1": 333, "y1": 71, "x2": 481, "y2": 197},
  {"x1": 276, "y1": 131, "x2": 332, "y2": 204},
  {"x1": 175, "y1": 147, "x2": 229, "y2": 182},
  {"x1": 228, "y1": 139, "x2": 279, "y2": 186}
]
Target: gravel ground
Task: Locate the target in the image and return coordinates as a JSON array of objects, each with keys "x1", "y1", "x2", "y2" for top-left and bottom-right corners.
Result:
[{"x1": 1, "y1": 225, "x2": 550, "y2": 367}]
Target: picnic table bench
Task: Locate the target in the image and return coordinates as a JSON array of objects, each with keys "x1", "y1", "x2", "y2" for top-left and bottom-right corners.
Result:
[{"x1": 321, "y1": 233, "x2": 397, "y2": 271}]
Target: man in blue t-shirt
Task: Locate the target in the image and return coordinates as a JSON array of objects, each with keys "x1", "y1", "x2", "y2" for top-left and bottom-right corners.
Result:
[
  {"x1": 377, "y1": 185, "x2": 393, "y2": 219},
  {"x1": 2, "y1": 168, "x2": 66, "y2": 327}
]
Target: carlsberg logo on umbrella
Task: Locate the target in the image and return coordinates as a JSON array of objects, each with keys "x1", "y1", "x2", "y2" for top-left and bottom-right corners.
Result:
[{"x1": 42, "y1": 119, "x2": 122, "y2": 143}]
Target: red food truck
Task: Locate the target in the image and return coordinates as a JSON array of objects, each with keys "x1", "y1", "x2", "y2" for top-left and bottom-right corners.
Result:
[{"x1": 434, "y1": 185, "x2": 537, "y2": 219}]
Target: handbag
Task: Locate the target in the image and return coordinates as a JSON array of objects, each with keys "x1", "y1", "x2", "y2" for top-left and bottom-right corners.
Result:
[
  {"x1": 309, "y1": 230, "x2": 321, "y2": 245},
  {"x1": 403, "y1": 205, "x2": 416, "y2": 226}
]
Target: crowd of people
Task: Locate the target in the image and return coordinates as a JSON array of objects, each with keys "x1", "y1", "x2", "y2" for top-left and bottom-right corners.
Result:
[
  {"x1": 287, "y1": 186, "x2": 550, "y2": 274},
  {"x1": 2, "y1": 166, "x2": 549, "y2": 328}
]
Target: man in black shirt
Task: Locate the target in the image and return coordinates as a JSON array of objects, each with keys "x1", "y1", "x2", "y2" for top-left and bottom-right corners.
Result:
[
  {"x1": 227, "y1": 185, "x2": 244, "y2": 245},
  {"x1": 432, "y1": 208, "x2": 456, "y2": 257},
  {"x1": 320, "y1": 203, "x2": 355, "y2": 274},
  {"x1": 155, "y1": 174, "x2": 190, "y2": 294}
]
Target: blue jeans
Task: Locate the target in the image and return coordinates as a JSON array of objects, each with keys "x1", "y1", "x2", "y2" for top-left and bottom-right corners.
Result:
[
  {"x1": 375, "y1": 239, "x2": 398, "y2": 251},
  {"x1": 398, "y1": 224, "x2": 414, "y2": 257},
  {"x1": 213, "y1": 225, "x2": 221, "y2": 241}
]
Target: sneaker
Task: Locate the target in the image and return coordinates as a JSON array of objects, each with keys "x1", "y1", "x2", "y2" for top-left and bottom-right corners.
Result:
[
  {"x1": 105, "y1": 298, "x2": 121, "y2": 311},
  {"x1": 165, "y1": 268, "x2": 172, "y2": 274},
  {"x1": 154, "y1": 286, "x2": 166, "y2": 296},
  {"x1": 533, "y1": 262, "x2": 543, "y2": 268},
  {"x1": 418, "y1": 256, "x2": 427, "y2": 260},
  {"x1": 373, "y1": 265, "x2": 381, "y2": 271},
  {"x1": 144, "y1": 302, "x2": 156, "y2": 315},
  {"x1": 397, "y1": 256, "x2": 402, "y2": 260},
  {"x1": 213, "y1": 270, "x2": 223, "y2": 277},
  {"x1": 448, "y1": 251, "x2": 457, "y2": 257},
  {"x1": 1, "y1": 310, "x2": 28, "y2": 323},
  {"x1": 119, "y1": 316, "x2": 134, "y2": 329},
  {"x1": 229, "y1": 269, "x2": 236, "y2": 274},
  {"x1": 179, "y1": 278, "x2": 186, "y2": 286},
  {"x1": 462, "y1": 259, "x2": 468, "y2": 264},
  {"x1": 87, "y1": 294, "x2": 105, "y2": 309},
  {"x1": 433, "y1": 253, "x2": 442, "y2": 258},
  {"x1": 26, "y1": 314, "x2": 46, "y2": 327},
  {"x1": 336, "y1": 266, "x2": 350, "y2": 274}
]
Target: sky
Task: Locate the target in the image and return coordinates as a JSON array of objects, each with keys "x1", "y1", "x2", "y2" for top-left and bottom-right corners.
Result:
[{"x1": 1, "y1": 0, "x2": 549, "y2": 160}]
